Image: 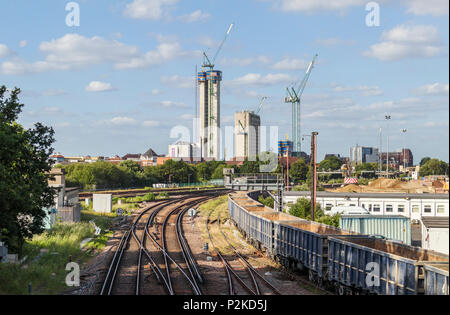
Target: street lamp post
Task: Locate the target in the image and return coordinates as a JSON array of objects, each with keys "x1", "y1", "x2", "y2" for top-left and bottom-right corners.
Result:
[{"x1": 385, "y1": 115, "x2": 391, "y2": 178}]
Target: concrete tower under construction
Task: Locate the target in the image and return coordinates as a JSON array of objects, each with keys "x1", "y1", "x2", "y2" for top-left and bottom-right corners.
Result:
[{"x1": 198, "y1": 70, "x2": 222, "y2": 160}]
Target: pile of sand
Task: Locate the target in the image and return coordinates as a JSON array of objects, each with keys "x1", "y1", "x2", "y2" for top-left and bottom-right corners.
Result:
[{"x1": 330, "y1": 178, "x2": 437, "y2": 194}]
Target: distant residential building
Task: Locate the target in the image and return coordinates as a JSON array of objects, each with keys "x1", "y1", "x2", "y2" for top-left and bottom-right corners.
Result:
[
  {"x1": 122, "y1": 154, "x2": 141, "y2": 162},
  {"x1": 350, "y1": 146, "x2": 379, "y2": 165},
  {"x1": 380, "y1": 149, "x2": 413, "y2": 169},
  {"x1": 50, "y1": 154, "x2": 65, "y2": 163},
  {"x1": 157, "y1": 156, "x2": 173, "y2": 165},
  {"x1": 168, "y1": 141, "x2": 193, "y2": 159},
  {"x1": 141, "y1": 148, "x2": 159, "y2": 166},
  {"x1": 235, "y1": 111, "x2": 261, "y2": 160}
]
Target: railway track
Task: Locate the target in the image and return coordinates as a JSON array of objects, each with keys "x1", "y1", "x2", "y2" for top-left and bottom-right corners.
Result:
[
  {"x1": 79, "y1": 187, "x2": 227, "y2": 199},
  {"x1": 206, "y1": 210, "x2": 281, "y2": 295},
  {"x1": 99, "y1": 191, "x2": 226, "y2": 295}
]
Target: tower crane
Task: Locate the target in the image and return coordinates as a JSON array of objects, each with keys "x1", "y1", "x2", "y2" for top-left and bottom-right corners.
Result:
[
  {"x1": 285, "y1": 54, "x2": 318, "y2": 155},
  {"x1": 237, "y1": 120, "x2": 248, "y2": 157},
  {"x1": 254, "y1": 96, "x2": 268, "y2": 116},
  {"x1": 202, "y1": 23, "x2": 234, "y2": 70}
]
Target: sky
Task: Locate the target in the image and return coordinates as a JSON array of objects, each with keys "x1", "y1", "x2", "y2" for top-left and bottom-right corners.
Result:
[{"x1": 0, "y1": 0, "x2": 448, "y2": 163}]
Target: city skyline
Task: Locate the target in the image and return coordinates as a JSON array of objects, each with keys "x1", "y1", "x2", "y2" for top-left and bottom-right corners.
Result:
[{"x1": 0, "y1": 0, "x2": 448, "y2": 162}]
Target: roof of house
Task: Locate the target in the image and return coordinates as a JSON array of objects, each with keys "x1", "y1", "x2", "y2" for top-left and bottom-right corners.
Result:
[
  {"x1": 143, "y1": 148, "x2": 159, "y2": 157},
  {"x1": 122, "y1": 154, "x2": 141, "y2": 160},
  {"x1": 421, "y1": 217, "x2": 449, "y2": 228}
]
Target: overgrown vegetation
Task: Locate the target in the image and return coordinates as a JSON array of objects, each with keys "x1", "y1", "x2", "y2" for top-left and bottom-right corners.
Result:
[
  {"x1": 288, "y1": 198, "x2": 340, "y2": 227},
  {"x1": 1, "y1": 86, "x2": 57, "y2": 254},
  {"x1": 258, "y1": 195, "x2": 274, "y2": 208},
  {"x1": 0, "y1": 211, "x2": 118, "y2": 295}
]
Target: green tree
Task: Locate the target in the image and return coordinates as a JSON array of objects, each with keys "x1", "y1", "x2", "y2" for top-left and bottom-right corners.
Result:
[
  {"x1": 318, "y1": 155, "x2": 343, "y2": 171},
  {"x1": 288, "y1": 197, "x2": 339, "y2": 227},
  {"x1": 420, "y1": 157, "x2": 431, "y2": 166},
  {"x1": 0, "y1": 86, "x2": 56, "y2": 253},
  {"x1": 239, "y1": 158, "x2": 261, "y2": 174},
  {"x1": 258, "y1": 195, "x2": 274, "y2": 208},
  {"x1": 211, "y1": 163, "x2": 228, "y2": 180},
  {"x1": 290, "y1": 159, "x2": 308, "y2": 182},
  {"x1": 419, "y1": 159, "x2": 449, "y2": 176}
]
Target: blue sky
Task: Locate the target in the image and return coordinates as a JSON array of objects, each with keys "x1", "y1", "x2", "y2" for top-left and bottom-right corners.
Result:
[{"x1": 0, "y1": 0, "x2": 448, "y2": 163}]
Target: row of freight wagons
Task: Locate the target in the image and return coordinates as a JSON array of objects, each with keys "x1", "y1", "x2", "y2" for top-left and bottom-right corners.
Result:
[{"x1": 228, "y1": 193, "x2": 449, "y2": 295}]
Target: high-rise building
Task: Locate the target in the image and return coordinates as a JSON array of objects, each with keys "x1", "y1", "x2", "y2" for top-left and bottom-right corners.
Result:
[
  {"x1": 350, "y1": 146, "x2": 379, "y2": 165},
  {"x1": 198, "y1": 70, "x2": 222, "y2": 160},
  {"x1": 235, "y1": 111, "x2": 261, "y2": 160}
]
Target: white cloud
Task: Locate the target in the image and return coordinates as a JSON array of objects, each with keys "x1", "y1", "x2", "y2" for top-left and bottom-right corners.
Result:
[
  {"x1": 178, "y1": 10, "x2": 210, "y2": 23},
  {"x1": 0, "y1": 44, "x2": 13, "y2": 58},
  {"x1": 332, "y1": 84, "x2": 383, "y2": 96},
  {"x1": 180, "y1": 114, "x2": 194, "y2": 120},
  {"x1": 220, "y1": 56, "x2": 271, "y2": 67},
  {"x1": 86, "y1": 81, "x2": 115, "y2": 92},
  {"x1": 123, "y1": 0, "x2": 179, "y2": 20},
  {"x1": 1, "y1": 34, "x2": 197, "y2": 75},
  {"x1": 196, "y1": 36, "x2": 221, "y2": 48},
  {"x1": 151, "y1": 89, "x2": 162, "y2": 95},
  {"x1": 142, "y1": 120, "x2": 161, "y2": 127},
  {"x1": 43, "y1": 89, "x2": 67, "y2": 96},
  {"x1": 264, "y1": 0, "x2": 447, "y2": 16},
  {"x1": 227, "y1": 73, "x2": 296, "y2": 86},
  {"x1": 364, "y1": 24, "x2": 445, "y2": 61},
  {"x1": 414, "y1": 83, "x2": 449, "y2": 95},
  {"x1": 405, "y1": 0, "x2": 449, "y2": 16},
  {"x1": 423, "y1": 121, "x2": 449, "y2": 127},
  {"x1": 272, "y1": 57, "x2": 309, "y2": 70},
  {"x1": 160, "y1": 75, "x2": 193, "y2": 88},
  {"x1": 19, "y1": 40, "x2": 27, "y2": 48},
  {"x1": 276, "y1": 0, "x2": 366, "y2": 13},
  {"x1": 110, "y1": 117, "x2": 136, "y2": 126},
  {"x1": 315, "y1": 38, "x2": 356, "y2": 46}
]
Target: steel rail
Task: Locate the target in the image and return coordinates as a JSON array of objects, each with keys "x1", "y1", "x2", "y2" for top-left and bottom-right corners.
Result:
[
  {"x1": 206, "y1": 210, "x2": 256, "y2": 295},
  {"x1": 100, "y1": 230, "x2": 129, "y2": 295},
  {"x1": 145, "y1": 195, "x2": 220, "y2": 295},
  {"x1": 217, "y1": 212, "x2": 281, "y2": 295},
  {"x1": 176, "y1": 205, "x2": 204, "y2": 284}
]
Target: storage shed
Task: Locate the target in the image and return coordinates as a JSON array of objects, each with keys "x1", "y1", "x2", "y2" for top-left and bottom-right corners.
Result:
[{"x1": 421, "y1": 217, "x2": 449, "y2": 254}]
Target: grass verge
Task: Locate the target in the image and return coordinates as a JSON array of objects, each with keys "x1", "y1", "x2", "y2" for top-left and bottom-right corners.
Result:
[{"x1": 0, "y1": 211, "x2": 118, "y2": 295}]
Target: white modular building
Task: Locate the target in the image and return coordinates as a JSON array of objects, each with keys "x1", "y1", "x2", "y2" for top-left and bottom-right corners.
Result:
[{"x1": 283, "y1": 191, "x2": 449, "y2": 221}]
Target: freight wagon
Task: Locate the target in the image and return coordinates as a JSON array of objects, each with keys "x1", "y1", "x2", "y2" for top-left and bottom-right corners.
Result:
[
  {"x1": 327, "y1": 235, "x2": 449, "y2": 295},
  {"x1": 228, "y1": 192, "x2": 450, "y2": 295},
  {"x1": 423, "y1": 263, "x2": 449, "y2": 295}
]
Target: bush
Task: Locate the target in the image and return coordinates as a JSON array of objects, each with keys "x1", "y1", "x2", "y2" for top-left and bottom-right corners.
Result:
[
  {"x1": 258, "y1": 195, "x2": 274, "y2": 208},
  {"x1": 288, "y1": 198, "x2": 340, "y2": 227},
  {"x1": 156, "y1": 192, "x2": 169, "y2": 200},
  {"x1": 143, "y1": 193, "x2": 156, "y2": 201}
]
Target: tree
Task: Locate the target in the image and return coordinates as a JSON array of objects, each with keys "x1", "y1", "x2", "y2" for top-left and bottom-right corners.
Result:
[
  {"x1": 211, "y1": 163, "x2": 228, "y2": 180},
  {"x1": 288, "y1": 198, "x2": 339, "y2": 227},
  {"x1": 289, "y1": 159, "x2": 308, "y2": 182},
  {"x1": 239, "y1": 158, "x2": 259, "y2": 174},
  {"x1": 196, "y1": 161, "x2": 222, "y2": 181},
  {"x1": 258, "y1": 195, "x2": 274, "y2": 208},
  {"x1": 318, "y1": 155, "x2": 343, "y2": 171},
  {"x1": 420, "y1": 157, "x2": 431, "y2": 166},
  {"x1": 0, "y1": 86, "x2": 56, "y2": 253},
  {"x1": 419, "y1": 159, "x2": 449, "y2": 176}
]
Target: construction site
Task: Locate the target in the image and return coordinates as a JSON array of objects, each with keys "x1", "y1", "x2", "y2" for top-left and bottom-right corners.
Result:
[{"x1": 330, "y1": 178, "x2": 449, "y2": 194}]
